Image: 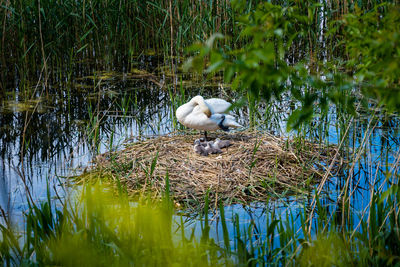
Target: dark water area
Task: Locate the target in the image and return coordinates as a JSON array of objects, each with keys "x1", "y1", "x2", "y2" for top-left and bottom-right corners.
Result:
[
  {"x1": 0, "y1": 56, "x2": 176, "y2": 222},
  {"x1": 0, "y1": 56, "x2": 399, "y2": 246}
]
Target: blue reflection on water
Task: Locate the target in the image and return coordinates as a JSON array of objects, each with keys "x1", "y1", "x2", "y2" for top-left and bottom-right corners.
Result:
[{"x1": 0, "y1": 75, "x2": 399, "y2": 255}]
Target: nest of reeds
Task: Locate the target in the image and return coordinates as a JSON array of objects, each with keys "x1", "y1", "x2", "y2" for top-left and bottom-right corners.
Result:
[{"x1": 89, "y1": 131, "x2": 343, "y2": 209}]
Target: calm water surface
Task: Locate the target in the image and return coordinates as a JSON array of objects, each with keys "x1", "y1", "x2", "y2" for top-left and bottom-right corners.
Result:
[{"x1": 0, "y1": 58, "x2": 399, "y2": 241}]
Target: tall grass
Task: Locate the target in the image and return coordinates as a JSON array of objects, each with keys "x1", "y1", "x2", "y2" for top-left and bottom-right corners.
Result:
[
  {"x1": 1, "y1": 183, "x2": 228, "y2": 266},
  {"x1": 2, "y1": 0, "x2": 394, "y2": 92},
  {"x1": 1, "y1": 0, "x2": 261, "y2": 91},
  {"x1": 1, "y1": 174, "x2": 399, "y2": 266}
]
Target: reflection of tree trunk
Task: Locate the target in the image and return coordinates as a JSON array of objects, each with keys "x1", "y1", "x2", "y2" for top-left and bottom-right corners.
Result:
[{"x1": 0, "y1": 165, "x2": 10, "y2": 223}]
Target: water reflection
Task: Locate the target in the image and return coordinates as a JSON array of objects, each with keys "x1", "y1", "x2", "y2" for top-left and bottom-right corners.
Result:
[
  {"x1": 0, "y1": 61, "x2": 178, "y2": 223},
  {"x1": 0, "y1": 57, "x2": 399, "y2": 246},
  {"x1": 0, "y1": 56, "x2": 246, "y2": 224},
  {"x1": 0, "y1": 166, "x2": 9, "y2": 218}
]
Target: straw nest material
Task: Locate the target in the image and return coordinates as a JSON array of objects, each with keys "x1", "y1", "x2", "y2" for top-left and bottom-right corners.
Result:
[{"x1": 89, "y1": 131, "x2": 343, "y2": 209}]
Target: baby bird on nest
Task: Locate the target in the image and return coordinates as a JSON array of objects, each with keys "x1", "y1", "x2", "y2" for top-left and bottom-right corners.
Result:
[
  {"x1": 194, "y1": 138, "x2": 229, "y2": 156},
  {"x1": 214, "y1": 138, "x2": 231, "y2": 149},
  {"x1": 193, "y1": 139, "x2": 208, "y2": 156},
  {"x1": 205, "y1": 141, "x2": 222, "y2": 154}
]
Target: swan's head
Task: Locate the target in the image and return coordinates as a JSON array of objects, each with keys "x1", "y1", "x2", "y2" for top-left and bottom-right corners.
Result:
[{"x1": 191, "y1": 95, "x2": 212, "y2": 118}]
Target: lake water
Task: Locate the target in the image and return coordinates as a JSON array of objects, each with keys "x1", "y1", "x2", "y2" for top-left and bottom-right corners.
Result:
[{"x1": 0, "y1": 56, "x2": 399, "y2": 243}]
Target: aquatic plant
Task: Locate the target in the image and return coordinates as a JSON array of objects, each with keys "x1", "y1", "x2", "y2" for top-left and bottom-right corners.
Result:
[
  {"x1": 1, "y1": 0, "x2": 267, "y2": 91},
  {"x1": 3, "y1": 0, "x2": 395, "y2": 92},
  {"x1": 1, "y1": 176, "x2": 399, "y2": 266},
  {"x1": 0, "y1": 183, "x2": 228, "y2": 266}
]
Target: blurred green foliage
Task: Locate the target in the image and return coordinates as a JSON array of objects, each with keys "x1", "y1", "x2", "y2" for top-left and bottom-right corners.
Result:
[
  {"x1": 336, "y1": 4, "x2": 400, "y2": 111},
  {"x1": 298, "y1": 234, "x2": 353, "y2": 267},
  {"x1": 185, "y1": 1, "x2": 400, "y2": 129},
  {"x1": 0, "y1": 183, "x2": 226, "y2": 266},
  {"x1": 2, "y1": 181, "x2": 399, "y2": 266}
]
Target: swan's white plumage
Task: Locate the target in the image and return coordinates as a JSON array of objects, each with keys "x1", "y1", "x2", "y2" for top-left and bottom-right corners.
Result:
[
  {"x1": 204, "y1": 98, "x2": 231, "y2": 114},
  {"x1": 176, "y1": 95, "x2": 242, "y2": 132}
]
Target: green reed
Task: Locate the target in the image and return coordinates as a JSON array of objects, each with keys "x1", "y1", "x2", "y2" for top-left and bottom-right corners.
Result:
[
  {"x1": 2, "y1": 0, "x2": 395, "y2": 95},
  {"x1": 1, "y1": 183, "x2": 228, "y2": 266},
  {"x1": 2, "y1": 0, "x2": 255, "y2": 90},
  {"x1": 8, "y1": 0, "x2": 393, "y2": 91},
  {"x1": 1, "y1": 148, "x2": 399, "y2": 266}
]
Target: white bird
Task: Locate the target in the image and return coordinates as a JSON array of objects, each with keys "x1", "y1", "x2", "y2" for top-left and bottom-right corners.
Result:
[{"x1": 176, "y1": 95, "x2": 242, "y2": 140}]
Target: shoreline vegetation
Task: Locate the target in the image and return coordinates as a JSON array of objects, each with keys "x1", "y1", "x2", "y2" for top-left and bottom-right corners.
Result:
[
  {"x1": 1, "y1": 175, "x2": 399, "y2": 266},
  {"x1": 2, "y1": 1, "x2": 399, "y2": 97},
  {"x1": 1, "y1": 0, "x2": 400, "y2": 266}
]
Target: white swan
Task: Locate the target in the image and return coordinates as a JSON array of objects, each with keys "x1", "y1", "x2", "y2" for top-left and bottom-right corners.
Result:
[{"x1": 176, "y1": 95, "x2": 242, "y2": 139}]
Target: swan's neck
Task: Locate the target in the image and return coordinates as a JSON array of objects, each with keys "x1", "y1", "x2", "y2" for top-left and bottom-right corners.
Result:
[{"x1": 192, "y1": 96, "x2": 211, "y2": 117}]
